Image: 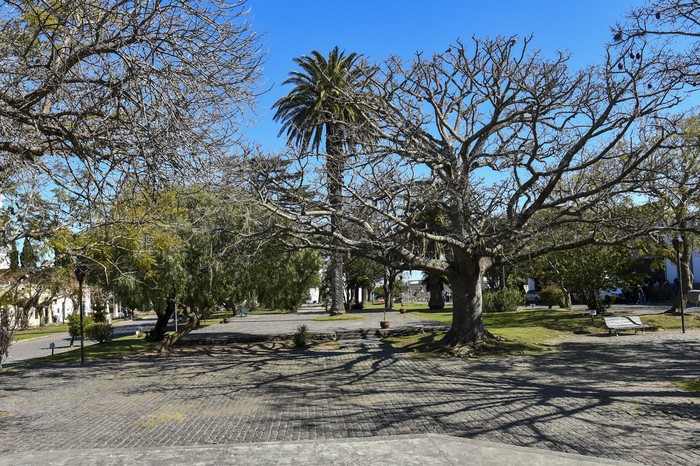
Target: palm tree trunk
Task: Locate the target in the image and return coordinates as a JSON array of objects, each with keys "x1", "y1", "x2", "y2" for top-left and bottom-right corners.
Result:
[{"x1": 327, "y1": 125, "x2": 345, "y2": 314}]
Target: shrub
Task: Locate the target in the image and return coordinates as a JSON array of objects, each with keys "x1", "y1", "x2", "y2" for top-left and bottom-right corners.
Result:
[
  {"x1": 85, "y1": 322, "x2": 114, "y2": 343},
  {"x1": 539, "y1": 286, "x2": 566, "y2": 309},
  {"x1": 483, "y1": 288, "x2": 524, "y2": 313},
  {"x1": 293, "y1": 324, "x2": 308, "y2": 347},
  {"x1": 91, "y1": 310, "x2": 107, "y2": 323},
  {"x1": 67, "y1": 313, "x2": 94, "y2": 340}
]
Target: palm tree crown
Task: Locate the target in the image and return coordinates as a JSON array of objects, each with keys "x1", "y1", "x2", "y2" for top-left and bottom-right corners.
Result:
[{"x1": 273, "y1": 46, "x2": 371, "y2": 154}]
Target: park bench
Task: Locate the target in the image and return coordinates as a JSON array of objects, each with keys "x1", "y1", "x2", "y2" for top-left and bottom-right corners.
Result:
[
  {"x1": 687, "y1": 290, "x2": 700, "y2": 307},
  {"x1": 604, "y1": 316, "x2": 650, "y2": 336}
]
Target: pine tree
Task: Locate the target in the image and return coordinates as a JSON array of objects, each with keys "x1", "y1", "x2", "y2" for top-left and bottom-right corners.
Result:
[
  {"x1": 9, "y1": 240, "x2": 19, "y2": 271},
  {"x1": 19, "y1": 238, "x2": 36, "y2": 269}
]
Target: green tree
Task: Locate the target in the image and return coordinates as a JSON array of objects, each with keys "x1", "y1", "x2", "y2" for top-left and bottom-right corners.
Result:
[
  {"x1": 19, "y1": 238, "x2": 36, "y2": 269},
  {"x1": 640, "y1": 117, "x2": 700, "y2": 312},
  {"x1": 345, "y1": 256, "x2": 383, "y2": 308},
  {"x1": 273, "y1": 46, "x2": 376, "y2": 315},
  {"x1": 8, "y1": 240, "x2": 18, "y2": 272},
  {"x1": 254, "y1": 249, "x2": 322, "y2": 311}
]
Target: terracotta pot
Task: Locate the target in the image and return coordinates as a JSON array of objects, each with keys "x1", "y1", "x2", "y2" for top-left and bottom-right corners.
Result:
[{"x1": 380, "y1": 320, "x2": 390, "y2": 329}]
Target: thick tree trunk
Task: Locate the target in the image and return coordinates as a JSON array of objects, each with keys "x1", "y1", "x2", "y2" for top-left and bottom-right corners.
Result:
[
  {"x1": 441, "y1": 255, "x2": 492, "y2": 347},
  {"x1": 427, "y1": 273, "x2": 445, "y2": 310},
  {"x1": 155, "y1": 308, "x2": 200, "y2": 353},
  {"x1": 561, "y1": 286, "x2": 572, "y2": 308},
  {"x1": 671, "y1": 256, "x2": 693, "y2": 312},
  {"x1": 383, "y1": 272, "x2": 395, "y2": 320},
  {"x1": 149, "y1": 297, "x2": 176, "y2": 341}
]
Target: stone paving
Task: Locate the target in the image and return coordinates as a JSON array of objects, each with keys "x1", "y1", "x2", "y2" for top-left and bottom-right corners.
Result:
[{"x1": 1, "y1": 329, "x2": 699, "y2": 465}]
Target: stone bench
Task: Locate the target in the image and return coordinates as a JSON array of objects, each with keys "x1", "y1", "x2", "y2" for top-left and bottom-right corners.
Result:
[{"x1": 604, "y1": 316, "x2": 650, "y2": 336}]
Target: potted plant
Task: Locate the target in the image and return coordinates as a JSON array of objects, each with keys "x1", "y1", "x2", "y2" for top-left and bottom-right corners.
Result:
[{"x1": 380, "y1": 306, "x2": 390, "y2": 329}]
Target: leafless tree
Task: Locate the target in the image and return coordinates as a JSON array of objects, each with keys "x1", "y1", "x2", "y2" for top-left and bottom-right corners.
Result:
[
  {"x1": 0, "y1": 0, "x2": 263, "y2": 191},
  {"x1": 254, "y1": 35, "x2": 690, "y2": 347},
  {"x1": 616, "y1": 0, "x2": 700, "y2": 85}
]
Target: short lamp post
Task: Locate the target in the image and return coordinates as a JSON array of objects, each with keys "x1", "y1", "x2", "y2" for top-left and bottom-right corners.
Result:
[
  {"x1": 672, "y1": 236, "x2": 686, "y2": 334},
  {"x1": 74, "y1": 265, "x2": 86, "y2": 364}
]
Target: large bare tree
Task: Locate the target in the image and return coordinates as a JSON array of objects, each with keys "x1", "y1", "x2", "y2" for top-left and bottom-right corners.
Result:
[
  {"x1": 0, "y1": 0, "x2": 263, "y2": 188},
  {"x1": 255, "y1": 35, "x2": 689, "y2": 347}
]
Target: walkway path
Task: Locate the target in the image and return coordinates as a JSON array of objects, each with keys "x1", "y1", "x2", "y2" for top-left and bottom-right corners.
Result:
[
  {"x1": 1, "y1": 328, "x2": 698, "y2": 464},
  {"x1": 183, "y1": 305, "x2": 448, "y2": 344}
]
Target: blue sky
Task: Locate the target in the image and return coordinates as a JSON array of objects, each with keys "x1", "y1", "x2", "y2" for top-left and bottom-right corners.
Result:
[{"x1": 245, "y1": 0, "x2": 646, "y2": 150}]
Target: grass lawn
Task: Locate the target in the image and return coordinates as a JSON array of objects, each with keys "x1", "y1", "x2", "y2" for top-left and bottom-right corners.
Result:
[
  {"x1": 7, "y1": 335, "x2": 155, "y2": 370},
  {"x1": 12, "y1": 323, "x2": 70, "y2": 342},
  {"x1": 388, "y1": 306, "x2": 700, "y2": 358},
  {"x1": 313, "y1": 314, "x2": 364, "y2": 321},
  {"x1": 363, "y1": 302, "x2": 452, "y2": 311},
  {"x1": 674, "y1": 378, "x2": 700, "y2": 392}
]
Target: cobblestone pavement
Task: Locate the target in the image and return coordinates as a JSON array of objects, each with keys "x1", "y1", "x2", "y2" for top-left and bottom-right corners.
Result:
[{"x1": 0, "y1": 331, "x2": 699, "y2": 465}]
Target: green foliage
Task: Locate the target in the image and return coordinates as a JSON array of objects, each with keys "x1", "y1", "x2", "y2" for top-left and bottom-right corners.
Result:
[
  {"x1": 67, "y1": 312, "x2": 93, "y2": 339},
  {"x1": 483, "y1": 288, "x2": 524, "y2": 313},
  {"x1": 85, "y1": 322, "x2": 113, "y2": 343},
  {"x1": 539, "y1": 286, "x2": 566, "y2": 309},
  {"x1": 345, "y1": 257, "x2": 383, "y2": 293},
  {"x1": 674, "y1": 379, "x2": 700, "y2": 393},
  {"x1": 255, "y1": 249, "x2": 323, "y2": 312},
  {"x1": 91, "y1": 310, "x2": 107, "y2": 323},
  {"x1": 293, "y1": 324, "x2": 308, "y2": 347},
  {"x1": 273, "y1": 46, "x2": 373, "y2": 154},
  {"x1": 19, "y1": 238, "x2": 36, "y2": 268},
  {"x1": 9, "y1": 241, "x2": 19, "y2": 271},
  {"x1": 532, "y1": 245, "x2": 632, "y2": 312},
  {"x1": 79, "y1": 186, "x2": 324, "y2": 325}
]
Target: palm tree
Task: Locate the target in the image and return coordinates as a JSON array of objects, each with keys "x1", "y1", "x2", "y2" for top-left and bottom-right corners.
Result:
[{"x1": 273, "y1": 46, "x2": 374, "y2": 314}]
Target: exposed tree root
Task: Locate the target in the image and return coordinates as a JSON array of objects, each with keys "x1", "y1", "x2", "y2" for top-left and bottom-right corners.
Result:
[
  {"x1": 440, "y1": 327, "x2": 503, "y2": 350},
  {"x1": 154, "y1": 311, "x2": 199, "y2": 353}
]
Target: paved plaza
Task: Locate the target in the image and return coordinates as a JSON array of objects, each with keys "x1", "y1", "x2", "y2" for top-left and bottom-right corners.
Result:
[{"x1": 1, "y1": 316, "x2": 699, "y2": 465}]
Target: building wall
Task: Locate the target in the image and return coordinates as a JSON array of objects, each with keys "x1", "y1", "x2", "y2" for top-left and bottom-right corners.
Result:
[{"x1": 665, "y1": 252, "x2": 700, "y2": 289}]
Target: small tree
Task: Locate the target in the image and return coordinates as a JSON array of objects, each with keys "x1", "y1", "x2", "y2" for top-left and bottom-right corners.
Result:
[
  {"x1": 539, "y1": 286, "x2": 567, "y2": 309},
  {"x1": 67, "y1": 313, "x2": 93, "y2": 347}
]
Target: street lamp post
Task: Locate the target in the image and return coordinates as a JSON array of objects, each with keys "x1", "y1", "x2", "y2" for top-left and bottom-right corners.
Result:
[
  {"x1": 74, "y1": 265, "x2": 86, "y2": 364},
  {"x1": 672, "y1": 236, "x2": 686, "y2": 334}
]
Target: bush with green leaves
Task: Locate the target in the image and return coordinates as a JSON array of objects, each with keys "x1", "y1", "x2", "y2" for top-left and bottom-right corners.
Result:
[
  {"x1": 85, "y1": 322, "x2": 114, "y2": 343},
  {"x1": 293, "y1": 324, "x2": 308, "y2": 347},
  {"x1": 91, "y1": 309, "x2": 107, "y2": 323},
  {"x1": 67, "y1": 313, "x2": 94, "y2": 342},
  {"x1": 483, "y1": 288, "x2": 524, "y2": 313},
  {"x1": 539, "y1": 286, "x2": 567, "y2": 309}
]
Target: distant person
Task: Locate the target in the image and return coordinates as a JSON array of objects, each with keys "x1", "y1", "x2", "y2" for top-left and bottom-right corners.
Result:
[
  {"x1": 673, "y1": 278, "x2": 680, "y2": 298},
  {"x1": 631, "y1": 284, "x2": 640, "y2": 304}
]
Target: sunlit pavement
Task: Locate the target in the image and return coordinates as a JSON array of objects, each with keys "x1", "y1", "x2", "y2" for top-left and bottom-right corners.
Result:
[{"x1": 1, "y1": 328, "x2": 698, "y2": 465}]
